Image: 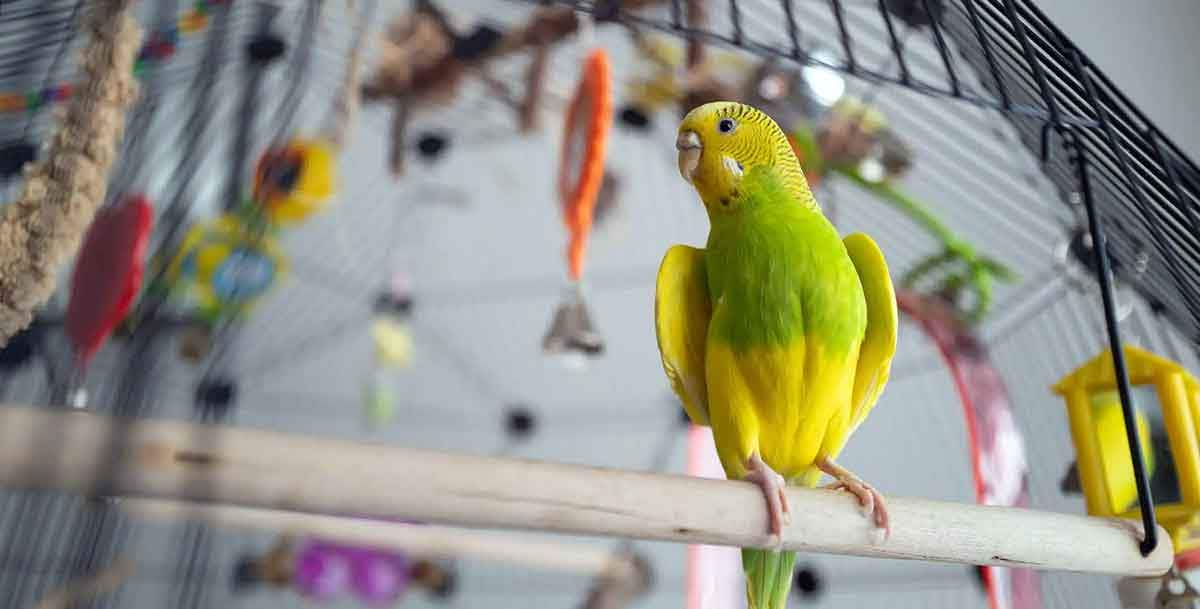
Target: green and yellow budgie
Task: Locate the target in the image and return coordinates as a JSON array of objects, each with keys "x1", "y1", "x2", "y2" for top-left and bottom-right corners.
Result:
[{"x1": 656, "y1": 102, "x2": 898, "y2": 609}]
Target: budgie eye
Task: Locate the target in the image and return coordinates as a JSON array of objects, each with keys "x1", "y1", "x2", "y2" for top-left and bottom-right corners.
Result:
[{"x1": 717, "y1": 118, "x2": 737, "y2": 134}]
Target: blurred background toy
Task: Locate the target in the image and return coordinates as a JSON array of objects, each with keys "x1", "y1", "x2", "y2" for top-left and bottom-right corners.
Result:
[
  {"x1": 543, "y1": 44, "x2": 611, "y2": 361},
  {"x1": 365, "y1": 273, "x2": 415, "y2": 428},
  {"x1": 64, "y1": 194, "x2": 153, "y2": 406},
  {"x1": 1055, "y1": 347, "x2": 1199, "y2": 563},
  {"x1": 235, "y1": 536, "x2": 457, "y2": 605}
]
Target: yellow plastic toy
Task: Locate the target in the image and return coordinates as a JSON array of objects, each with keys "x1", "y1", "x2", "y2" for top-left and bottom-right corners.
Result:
[
  {"x1": 165, "y1": 214, "x2": 288, "y2": 316},
  {"x1": 252, "y1": 138, "x2": 336, "y2": 226},
  {"x1": 1088, "y1": 389, "x2": 1156, "y2": 514},
  {"x1": 371, "y1": 315, "x2": 413, "y2": 369},
  {"x1": 1053, "y1": 345, "x2": 1200, "y2": 561}
]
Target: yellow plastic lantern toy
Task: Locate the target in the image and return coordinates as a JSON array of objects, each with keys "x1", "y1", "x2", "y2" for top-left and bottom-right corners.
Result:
[
  {"x1": 252, "y1": 138, "x2": 336, "y2": 226},
  {"x1": 1053, "y1": 345, "x2": 1200, "y2": 563}
]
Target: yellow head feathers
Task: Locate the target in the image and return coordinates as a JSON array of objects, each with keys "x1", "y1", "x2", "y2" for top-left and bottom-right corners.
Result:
[{"x1": 676, "y1": 101, "x2": 814, "y2": 211}]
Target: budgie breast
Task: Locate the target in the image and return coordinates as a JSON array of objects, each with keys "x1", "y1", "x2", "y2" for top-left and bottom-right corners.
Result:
[
  {"x1": 701, "y1": 168, "x2": 867, "y2": 481},
  {"x1": 704, "y1": 180, "x2": 865, "y2": 355}
]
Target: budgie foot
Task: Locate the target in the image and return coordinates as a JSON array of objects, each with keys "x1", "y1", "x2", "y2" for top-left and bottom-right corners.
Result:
[
  {"x1": 743, "y1": 453, "x2": 791, "y2": 547},
  {"x1": 817, "y1": 457, "x2": 890, "y2": 540}
]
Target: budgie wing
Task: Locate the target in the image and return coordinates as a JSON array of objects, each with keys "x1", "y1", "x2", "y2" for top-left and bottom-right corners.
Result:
[
  {"x1": 655, "y1": 245, "x2": 712, "y2": 426},
  {"x1": 844, "y1": 233, "x2": 898, "y2": 431}
]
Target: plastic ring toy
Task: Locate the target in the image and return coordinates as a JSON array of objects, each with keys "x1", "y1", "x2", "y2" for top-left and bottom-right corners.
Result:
[{"x1": 557, "y1": 48, "x2": 612, "y2": 281}]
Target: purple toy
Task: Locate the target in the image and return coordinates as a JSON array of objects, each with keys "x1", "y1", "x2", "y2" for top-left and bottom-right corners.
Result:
[
  {"x1": 294, "y1": 540, "x2": 412, "y2": 605},
  {"x1": 350, "y1": 547, "x2": 411, "y2": 605},
  {"x1": 294, "y1": 541, "x2": 353, "y2": 600}
]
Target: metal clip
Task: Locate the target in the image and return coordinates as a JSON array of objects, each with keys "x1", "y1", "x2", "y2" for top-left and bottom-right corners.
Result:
[{"x1": 1157, "y1": 568, "x2": 1200, "y2": 609}]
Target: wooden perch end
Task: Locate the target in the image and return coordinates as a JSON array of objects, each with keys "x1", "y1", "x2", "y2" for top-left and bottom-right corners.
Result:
[{"x1": 0, "y1": 405, "x2": 1174, "y2": 578}]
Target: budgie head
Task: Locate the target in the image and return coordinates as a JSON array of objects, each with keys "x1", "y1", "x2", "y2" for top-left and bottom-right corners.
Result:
[{"x1": 676, "y1": 101, "x2": 813, "y2": 212}]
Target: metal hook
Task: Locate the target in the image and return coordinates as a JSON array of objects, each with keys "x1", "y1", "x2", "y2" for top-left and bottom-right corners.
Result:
[{"x1": 576, "y1": 9, "x2": 596, "y2": 51}]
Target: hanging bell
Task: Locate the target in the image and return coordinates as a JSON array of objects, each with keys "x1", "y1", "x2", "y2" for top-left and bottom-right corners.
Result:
[{"x1": 542, "y1": 283, "x2": 604, "y2": 358}]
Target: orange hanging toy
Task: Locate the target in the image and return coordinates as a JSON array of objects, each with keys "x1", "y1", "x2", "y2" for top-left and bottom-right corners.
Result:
[
  {"x1": 543, "y1": 47, "x2": 612, "y2": 360},
  {"x1": 558, "y1": 48, "x2": 612, "y2": 281}
]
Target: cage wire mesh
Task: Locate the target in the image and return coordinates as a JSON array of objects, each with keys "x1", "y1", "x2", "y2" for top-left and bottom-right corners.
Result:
[{"x1": 0, "y1": 0, "x2": 1197, "y2": 608}]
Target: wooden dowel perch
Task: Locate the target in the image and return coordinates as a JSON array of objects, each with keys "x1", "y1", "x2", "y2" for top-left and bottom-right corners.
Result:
[
  {"x1": 119, "y1": 498, "x2": 635, "y2": 579},
  {"x1": 0, "y1": 405, "x2": 1173, "y2": 577}
]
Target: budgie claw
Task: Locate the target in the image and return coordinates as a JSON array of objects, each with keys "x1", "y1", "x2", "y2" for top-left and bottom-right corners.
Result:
[
  {"x1": 818, "y1": 457, "x2": 891, "y2": 541},
  {"x1": 744, "y1": 453, "x2": 790, "y2": 545}
]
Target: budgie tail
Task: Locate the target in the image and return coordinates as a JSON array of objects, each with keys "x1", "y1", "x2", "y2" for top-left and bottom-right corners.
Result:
[{"x1": 742, "y1": 548, "x2": 797, "y2": 609}]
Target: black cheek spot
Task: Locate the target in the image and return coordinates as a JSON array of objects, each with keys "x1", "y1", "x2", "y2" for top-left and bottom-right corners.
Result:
[{"x1": 720, "y1": 198, "x2": 731, "y2": 208}]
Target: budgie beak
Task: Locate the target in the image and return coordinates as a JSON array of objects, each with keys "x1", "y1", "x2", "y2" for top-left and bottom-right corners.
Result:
[{"x1": 676, "y1": 130, "x2": 701, "y2": 184}]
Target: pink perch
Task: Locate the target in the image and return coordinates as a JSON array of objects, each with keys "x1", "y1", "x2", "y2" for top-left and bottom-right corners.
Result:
[{"x1": 686, "y1": 424, "x2": 744, "y2": 609}]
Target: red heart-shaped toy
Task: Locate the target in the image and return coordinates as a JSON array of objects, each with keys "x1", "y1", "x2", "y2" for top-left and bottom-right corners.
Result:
[{"x1": 67, "y1": 194, "x2": 153, "y2": 364}]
